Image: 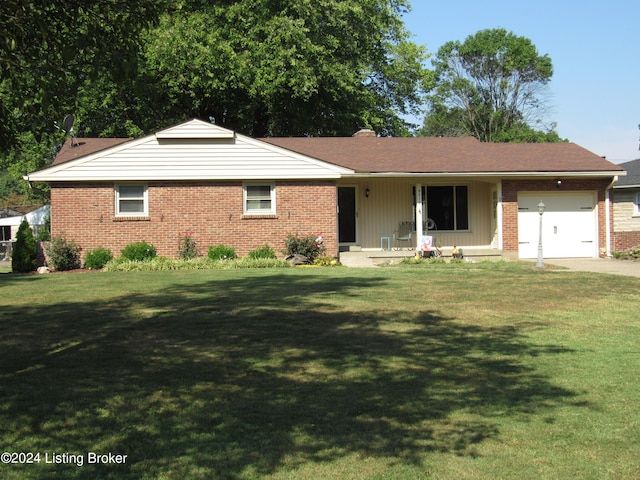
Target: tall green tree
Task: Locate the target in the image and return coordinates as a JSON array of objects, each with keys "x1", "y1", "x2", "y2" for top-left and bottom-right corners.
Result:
[
  {"x1": 139, "y1": 0, "x2": 432, "y2": 137},
  {"x1": 0, "y1": 0, "x2": 171, "y2": 149},
  {"x1": 422, "y1": 28, "x2": 558, "y2": 142},
  {"x1": 11, "y1": 219, "x2": 37, "y2": 273},
  {"x1": 1, "y1": 1, "x2": 432, "y2": 202}
]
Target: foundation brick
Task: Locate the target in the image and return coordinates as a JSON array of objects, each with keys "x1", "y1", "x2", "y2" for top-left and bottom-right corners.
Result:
[{"x1": 50, "y1": 181, "x2": 338, "y2": 260}]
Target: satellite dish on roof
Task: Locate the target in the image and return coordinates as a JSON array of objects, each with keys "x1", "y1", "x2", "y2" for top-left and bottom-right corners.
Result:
[
  {"x1": 62, "y1": 114, "x2": 74, "y2": 133},
  {"x1": 61, "y1": 114, "x2": 80, "y2": 147}
]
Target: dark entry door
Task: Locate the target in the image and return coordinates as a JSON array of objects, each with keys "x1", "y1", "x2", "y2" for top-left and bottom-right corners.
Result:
[{"x1": 338, "y1": 187, "x2": 356, "y2": 243}]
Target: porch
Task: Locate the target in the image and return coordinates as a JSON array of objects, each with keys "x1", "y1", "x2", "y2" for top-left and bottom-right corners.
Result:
[
  {"x1": 337, "y1": 178, "x2": 501, "y2": 254},
  {"x1": 339, "y1": 246, "x2": 504, "y2": 267}
]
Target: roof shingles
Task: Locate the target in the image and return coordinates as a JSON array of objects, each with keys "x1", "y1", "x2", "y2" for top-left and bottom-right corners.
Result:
[
  {"x1": 49, "y1": 131, "x2": 624, "y2": 176},
  {"x1": 52, "y1": 137, "x2": 131, "y2": 166},
  {"x1": 262, "y1": 137, "x2": 624, "y2": 174}
]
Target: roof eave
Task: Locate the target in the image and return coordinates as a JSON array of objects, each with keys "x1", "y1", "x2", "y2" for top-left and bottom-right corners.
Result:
[
  {"x1": 344, "y1": 170, "x2": 626, "y2": 178},
  {"x1": 24, "y1": 174, "x2": 346, "y2": 182}
]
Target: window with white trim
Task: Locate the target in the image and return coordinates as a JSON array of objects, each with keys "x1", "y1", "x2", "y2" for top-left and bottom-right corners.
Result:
[
  {"x1": 635, "y1": 192, "x2": 640, "y2": 215},
  {"x1": 115, "y1": 184, "x2": 148, "y2": 217},
  {"x1": 244, "y1": 183, "x2": 276, "y2": 215}
]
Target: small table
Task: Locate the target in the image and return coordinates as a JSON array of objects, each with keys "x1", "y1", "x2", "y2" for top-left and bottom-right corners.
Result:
[{"x1": 380, "y1": 236, "x2": 391, "y2": 251}]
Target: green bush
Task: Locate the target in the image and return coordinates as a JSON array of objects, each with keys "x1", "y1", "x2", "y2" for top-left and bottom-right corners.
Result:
[
  {"x1": 103, "y1": 256, "x2": 291, "y2": 272},
  {"x1": 314, "y1": 256, "x2": 341, "y2": 266},
  {"x1": 121, "y1": 241, "x2": 157, "y2": 261},
  {"x1": 12, "y1": 219, "x2": 37, "y2": 273},
  {"x1": 35, "y1": 215, "x2": 51, "y2": 242},
  {"x1": 45, "y1": 236, "x2": 81, "y2": 271},
  {"x1": 207, "y1": 244, "x2": 237, "y2": 260},
  {"x1": 178, "y1": 234, "x2": 198, "y2": 260},
  {"x1": 284, "y1": 234, "x2": 325, "y2": 262},
  {"x1": 84, "y1": 247, "x2": 113, "y2": 270},
  {"x1": 248, "y1": 244, "x2": 277, "y2": 259}
]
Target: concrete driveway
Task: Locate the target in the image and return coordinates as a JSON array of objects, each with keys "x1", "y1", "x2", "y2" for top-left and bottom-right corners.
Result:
[{"x1": 546, "y1": 258, "x2": 640, "y2": 278}]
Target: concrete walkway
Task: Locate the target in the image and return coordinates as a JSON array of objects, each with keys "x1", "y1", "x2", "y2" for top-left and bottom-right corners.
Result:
[
  {"x1": 339, "y1": 251, "x2": 640, "y2": 278},
  {"x1": 545, "y1": 258, "x2": 640, "y2": 278}
]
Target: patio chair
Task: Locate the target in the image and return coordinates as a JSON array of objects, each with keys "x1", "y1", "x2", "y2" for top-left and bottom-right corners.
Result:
[{"x1": 393, "y1": 221, "x2": 415, "y2": 249}]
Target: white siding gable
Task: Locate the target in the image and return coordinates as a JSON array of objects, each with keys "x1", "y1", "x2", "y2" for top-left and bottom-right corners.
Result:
[{"x1": 26, "y1": 119, "x2": 352, "y2": 182}]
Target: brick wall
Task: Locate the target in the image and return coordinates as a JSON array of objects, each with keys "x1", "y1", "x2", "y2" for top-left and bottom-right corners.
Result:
[
  {"x1": 613, "y1": 231, "x2": 640, "y2": 252},
  {"x1": 501, "y1": 179, "x2": 612, "y2": 256},
  {"x1": 611, "y1": 188, "x2": 640, "y2": 251},
  {"x1": 50, "y1": 181, "x2": 338, "y2": 260}
]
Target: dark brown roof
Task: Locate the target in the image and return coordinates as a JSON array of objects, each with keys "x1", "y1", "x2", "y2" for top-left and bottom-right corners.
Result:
[
  {"x1": 262, "y1": 136, "x2": 624, "y2": 174},
  {"x1": 50, "y1": 133, "x2": 624, "y2": 175},
  {"x1": 52, "y1": 137, "x2": 131, "y2": 166},
  {"x1": 615, "y1": 159, "x2": 640, "y2": 187}
]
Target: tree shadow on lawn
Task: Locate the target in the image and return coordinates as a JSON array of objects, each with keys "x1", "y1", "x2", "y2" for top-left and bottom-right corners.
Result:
[{"x1": 0, "y1": 273, "x2": 580, "y2": 479}]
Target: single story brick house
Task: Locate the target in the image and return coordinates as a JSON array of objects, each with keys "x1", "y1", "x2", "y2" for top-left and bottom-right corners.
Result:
[
  {"x1": 25, "y1": 119, "x2": 624, "y2": 261},
  {"x1": 612, "y1": 159, "x2": 640, "y2": 251}
]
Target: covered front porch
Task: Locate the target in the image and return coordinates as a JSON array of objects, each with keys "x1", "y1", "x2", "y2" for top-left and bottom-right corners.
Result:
[
  {"x1": 336, "y1": 177, "x2": 503, "y2": 254},
  {"x1": 339, "y1": 247, "x2": 504, "y2": 267}
]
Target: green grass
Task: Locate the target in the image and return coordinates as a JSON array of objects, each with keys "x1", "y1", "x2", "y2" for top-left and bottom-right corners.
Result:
[{"x1": 0, "y1": 263, "x2": 639, "y2": 479}]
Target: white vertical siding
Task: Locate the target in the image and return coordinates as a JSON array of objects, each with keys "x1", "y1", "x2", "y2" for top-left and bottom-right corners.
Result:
[{"x1": 341, "y1": 178, "x2": 496, "y2": 249}]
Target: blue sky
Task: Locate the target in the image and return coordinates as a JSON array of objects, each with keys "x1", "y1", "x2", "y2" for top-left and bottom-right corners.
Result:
[{"x1": 402, "y1": 0, "x2": 639, "y2": 163}]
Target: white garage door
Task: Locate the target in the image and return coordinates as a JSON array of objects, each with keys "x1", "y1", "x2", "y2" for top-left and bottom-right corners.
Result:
[{"x1": 518, "y1": 192, "x2": 597, "y2": 258}]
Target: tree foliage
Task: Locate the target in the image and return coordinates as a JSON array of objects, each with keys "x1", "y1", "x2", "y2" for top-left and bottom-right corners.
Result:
[
  {"x1": 0, "y1": 0, "x2": 170, "y2": 148},
  {"x1": 139, "y1": 0, "x2": 431, "y2": 137},
  {"x1": 11, "y1": 219, "x2": 37, "y2": 273},
  {"x1": 422, "y1": 28, "x2": 558, "y2": 142},
  {"x1": 1, "y1": 1, "x2": 431, "y2": 202}
]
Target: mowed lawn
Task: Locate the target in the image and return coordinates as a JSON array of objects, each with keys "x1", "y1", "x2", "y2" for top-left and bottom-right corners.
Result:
[{"x1": 0, "y1": 263, "x2": 639, "y2": 479}]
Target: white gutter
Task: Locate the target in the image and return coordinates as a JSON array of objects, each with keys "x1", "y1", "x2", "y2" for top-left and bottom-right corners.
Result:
[
  {"x1": 604, "y1": 175, "x2": 619, "y2": 257},
  {"x1": 346, "y1": 171, "x2": 626, "y2": 179}
]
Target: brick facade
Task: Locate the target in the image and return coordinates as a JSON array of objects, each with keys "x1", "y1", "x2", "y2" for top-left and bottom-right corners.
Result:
[
  {"x1": 50, "y1": 181, "x2": 338, "y2": 260},
  {"x1": 501, "y1": 179, "x2": 612, "y2": 256},
  {"x1": 611, "y1": 188, "x2": 640, "y2": 252},
  {"x1": 613, "y1": 231, "x2": 640, "y2": 252}
]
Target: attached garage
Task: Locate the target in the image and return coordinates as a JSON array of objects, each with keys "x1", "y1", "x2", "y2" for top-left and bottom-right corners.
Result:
[{"x1": 518, "y1": 192, "x2": 598, "y2": 258}]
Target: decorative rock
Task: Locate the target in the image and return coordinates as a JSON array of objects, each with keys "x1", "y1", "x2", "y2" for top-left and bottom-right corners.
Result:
[{"x1": 285, "y1": 254, "x2": 311, "y2": 265}]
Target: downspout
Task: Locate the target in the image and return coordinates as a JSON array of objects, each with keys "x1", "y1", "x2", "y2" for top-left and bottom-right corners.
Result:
[
  {"x1": 497, "y1": 181, "x2": 503, "y2": 250},
  {"x1": 415, "y1": 183, "x2": 423, "y2": 253},
  {"x1": 604, "y1": 176, "x2": 618, "y2": 257}
]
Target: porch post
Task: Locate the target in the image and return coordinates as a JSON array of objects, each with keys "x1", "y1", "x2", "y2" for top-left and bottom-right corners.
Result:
[
  {"x1": 415, "y1": 183, "x2": 423, "y2": 252},
  {"x1": 497, "y1": 181, "x2": 503, "y2": 250}
]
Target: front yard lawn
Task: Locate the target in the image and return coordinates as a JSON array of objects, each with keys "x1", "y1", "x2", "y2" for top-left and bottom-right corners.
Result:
[{"x1": 1, "y1": 263, "x2": 639, "y2": 479}]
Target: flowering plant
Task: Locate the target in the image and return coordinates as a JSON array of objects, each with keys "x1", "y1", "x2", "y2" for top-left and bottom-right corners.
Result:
[{"x1": 284, "y1": 233, "x2": 326, "y2": 262}]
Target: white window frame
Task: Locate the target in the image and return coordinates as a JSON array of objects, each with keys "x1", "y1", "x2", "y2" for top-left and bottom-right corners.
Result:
[
  {"x1": 243, "y1": 182, "x2": 276, "y2": 215},
  {"x1": 635, "y1": 192, "x2": 640, "y2": 216},
  {"x1": 115, "y1": 184, "x2": 148, "y2": 217}
]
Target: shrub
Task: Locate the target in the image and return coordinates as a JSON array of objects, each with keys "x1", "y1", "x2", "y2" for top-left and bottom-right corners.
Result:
[
  {"x1": 248, "y1": 244, "x2": 277, "y2": 260},
  {"x1": 84, "y1": 247, "x2": 113, "y2": 270},
  {"x1": 35, "y1": 215, "x2": 51, "y2": 242},
  {"x1": 178, "y1": 234, "x2": 198, "y2": 260},
  {"x1": 284, "y1": 234, "x2": 325, "y2": 262},
  {"x1": 103, "y1": 256, "x2": 291, "y2": 272},
  {"x1": 207, "y1": 244, "x2": 237, "y2": 260},
  {"x1": 121, "y1": 241, "x2": 157, "y2": 261},
  {"x1": 45, "y1": 236, "x2": 81, "y2": 271},
  {"x1": 12, "y1": 219, "x2": 37, "y2": 273},
  {"x1": 314, "y1": 256, "x2": 341, "y2": 266}
]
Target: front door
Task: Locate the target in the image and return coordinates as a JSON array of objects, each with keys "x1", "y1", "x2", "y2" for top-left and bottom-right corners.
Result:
[{"x1": 338, "y1": 187, "x2": 356, "y2": 243}]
